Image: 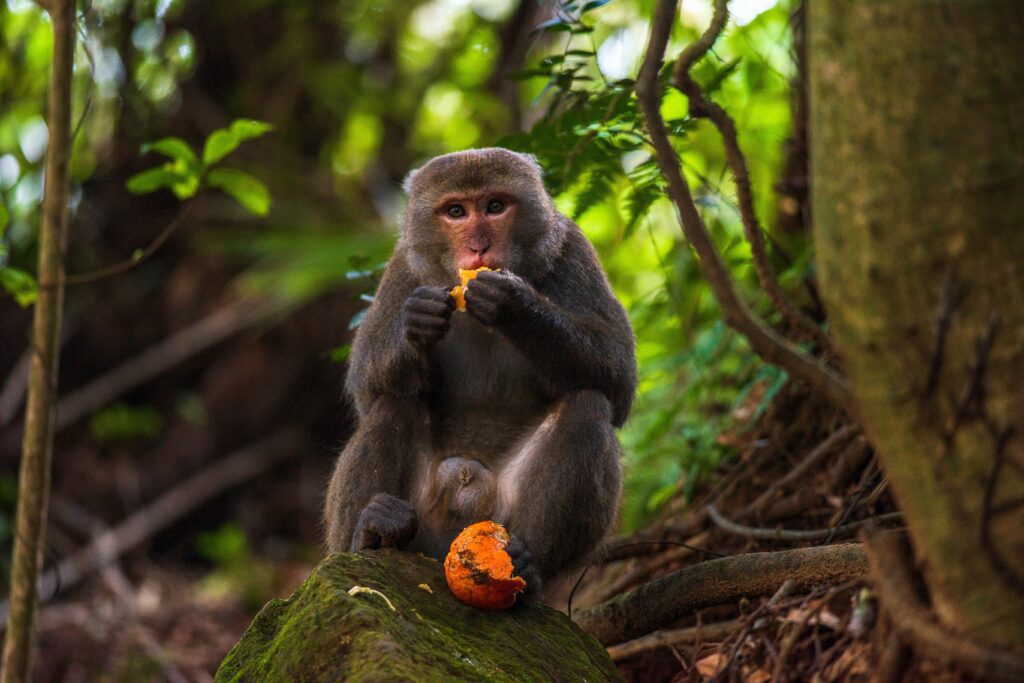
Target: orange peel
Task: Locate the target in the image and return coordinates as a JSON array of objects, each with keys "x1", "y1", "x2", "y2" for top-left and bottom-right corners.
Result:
[{"x1": 444, "y1": 520, "x2": 526, "y2": 610}]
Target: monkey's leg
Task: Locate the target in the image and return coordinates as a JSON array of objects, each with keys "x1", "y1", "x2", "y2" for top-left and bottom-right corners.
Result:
[
  {"x1": 324, "y1": 395, "x2": 431, "y2": 553},
  {"x1": 497, "y1": 390, "x2": 622, "y2": 584}
]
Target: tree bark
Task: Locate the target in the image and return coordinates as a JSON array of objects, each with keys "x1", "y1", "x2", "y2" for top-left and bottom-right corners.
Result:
[
  {"x1": 0, "y1": 1, "x2": 75, "y2": 680},
  {"x1": 573, "y1": 544, "x2": 867, "y2": 646},
  {"x1": 809, "y1": 0, "x2": 1024, "y2": 649}
]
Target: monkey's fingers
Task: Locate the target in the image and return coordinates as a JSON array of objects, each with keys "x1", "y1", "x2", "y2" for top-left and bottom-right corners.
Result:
[
  {"x1": 473, "y1": 269, "x2": 514, "y2": 286},
  {"x1": 464, "y1": 281, "x2": 506, "y2": 325},
  {"x1": 405, "y1": 296, "x2": 454, "y2": 318},
  {"x1": 411, "y1": 285, "x2": 456, "y2": 305},
  {"x1": 506, "y1": 536, "x2": 543, "y2": 604},
  {"x1": 464, "y1": 297, "x2": 500, "y2": 326},
  {"x1": 352, "y1": 494, "x2": 418, "y2": 551},
  {"x1": 405, "y1": 312, "x2": 451, "y2": 348}
]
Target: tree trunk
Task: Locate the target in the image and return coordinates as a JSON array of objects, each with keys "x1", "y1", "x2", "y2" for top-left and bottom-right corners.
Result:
[
  {"x1": 808, "y1": 0, "x2": 1024, "y2": 649},
  {"x1": 0, "y1": 1, "x2": 75, "y2": 680}
]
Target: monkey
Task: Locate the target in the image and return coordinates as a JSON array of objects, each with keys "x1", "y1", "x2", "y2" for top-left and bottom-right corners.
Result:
[{"x1": 324, "y1": 148, "x2": 636, "y2": 602}]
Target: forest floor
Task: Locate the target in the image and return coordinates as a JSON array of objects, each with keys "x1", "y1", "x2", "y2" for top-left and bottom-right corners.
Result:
[{"x1": 20, "y1": 379, "x2": 940, "y2": 682}]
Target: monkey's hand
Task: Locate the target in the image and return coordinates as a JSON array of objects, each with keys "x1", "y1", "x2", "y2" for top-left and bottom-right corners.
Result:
[
  {"x1": 403, "y1": 286, "x2": 455, "y2": 349},
  {"x1": 506, "y1": 535, "x2": 543, "y2": 605},
  {"x1": 464, "y1": 270, "x2": 534, "y2": 328},
  {"x1": 351, "y1": 493, "x2": 418, "y2": 551}
]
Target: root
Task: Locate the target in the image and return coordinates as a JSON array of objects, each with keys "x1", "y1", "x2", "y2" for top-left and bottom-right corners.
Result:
[
  {"x1": 864, "y1": 532, "x2": 1024, "y2": 682},
  {"x1": 574, "y1": 543, "x2": 866, "y2": 646}
]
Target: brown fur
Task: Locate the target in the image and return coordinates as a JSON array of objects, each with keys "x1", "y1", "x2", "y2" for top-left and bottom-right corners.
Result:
[{"x1": 324, "y1": 148, "x2": 637, "y2": 592}]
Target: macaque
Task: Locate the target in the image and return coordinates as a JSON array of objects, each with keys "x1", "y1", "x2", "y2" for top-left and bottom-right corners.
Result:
[{"x1": 324, "y1": 148, "x2": 636, "y2": 601}]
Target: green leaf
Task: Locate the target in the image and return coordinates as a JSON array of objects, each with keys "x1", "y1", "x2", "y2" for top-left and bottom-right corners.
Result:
[
  {"x1": 141, "y1": 137, "x2": 199, "y2": 171},
  {"x1": 202, "y1": 119, "x2": 273, "y2": 166},
  {"x1": 126, "y1": 167, "x2": 191, "y2": 195},
  {"x1": 0, "y1": 267, "x2": 38, "y2": 307},
  {"x1": 206, "y1": 168, "x2": 271, "y2": 216},
  {"x1": 534, "y1": 17, "x2": 568, "y2": 31},
  {"x1": 573, "y1": 167, "x2": 615, "y2": 219},
  {"x1": 581, "y1": 0, "x2": 610, "y2": 12},
  {"x1": 329, "y1": 344, "x2": 352, "y2": 363}
]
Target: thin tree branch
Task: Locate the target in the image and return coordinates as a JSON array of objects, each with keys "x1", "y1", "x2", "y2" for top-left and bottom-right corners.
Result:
[
  {"x1": 635, "y1": 0, "x2": 854, "y2": 414},
  {"x1": 670, "y1": 4, "x2": 831, "y2": 350},
  {"x1": 0, "y1": 316, "x2": 77, "y2": 429},
  {"x1": 1, "y1": 2, "x2": 75, "y2": 679},
  {"x1": 743, "y1": 424, "x2": 858, "y2": 516},
  {"x1": 708, "y1": 504, "x2": 902, "y2": 542},
  {"x1": 0, "y1": 430, "x2": 300, "y2": 622},
  {"x1": 1, "y1": 296, "x2": 293, "y2": 457},
  {"x1": 574, "y1": 543, "x2": 867, "y2": 646},
  {"x1": 62, "y1": 202, "x2": 193, "y2": 285},
  {"x1": 607, "y1": 620, "x2": 740, "y2": 662}
]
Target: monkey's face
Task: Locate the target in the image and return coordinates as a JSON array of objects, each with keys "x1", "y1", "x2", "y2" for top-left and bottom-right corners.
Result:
[
  {"x1": 434, "y1": 191, "x2": 515, "y2": 271},
  {"x1": 401, "y1": 149, "x2": 566, "y2": 282}
]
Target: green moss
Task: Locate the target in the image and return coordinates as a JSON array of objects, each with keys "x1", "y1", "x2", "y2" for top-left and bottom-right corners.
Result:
[{"x1": 215, "y1": 550, "x2": 622, "y2": 682}]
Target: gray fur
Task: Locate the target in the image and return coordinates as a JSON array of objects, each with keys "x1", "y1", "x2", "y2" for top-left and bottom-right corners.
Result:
[{"x1": 325, "y1": 149, "x2": 637, "y2": 591}]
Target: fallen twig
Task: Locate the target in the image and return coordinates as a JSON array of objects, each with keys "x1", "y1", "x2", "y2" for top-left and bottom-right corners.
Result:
[
  {"x1": 607, "y1": 619, "x2": 740, "y2": 662},
  {"x1": 744, "y1": 424, "x2": 858, "y2": 516},
  {"x1": 574, "y1": 543, "x2": 867, "y2": 646},
  {"x1": 708, "y1": 504, "x2": 901, "y2": 542},
  {"x1": 1, "y1": 296, "x2": 293, "y2": 456},
  {"x1": 864, "y1": 532, "x2": 1024, "y2": 682},
  {"x1": 0, "y1": 429, "x2": 300, "y2": 621}
]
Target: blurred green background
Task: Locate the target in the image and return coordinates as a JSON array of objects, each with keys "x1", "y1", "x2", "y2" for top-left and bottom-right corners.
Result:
[{"x1": 0, "y1": 0, "x2": 810, "y2": 674}]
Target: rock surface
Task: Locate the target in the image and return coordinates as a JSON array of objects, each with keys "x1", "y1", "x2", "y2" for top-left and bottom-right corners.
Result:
[{"x1": 215, "y1": 549, "x2": 622, "y2": 682}]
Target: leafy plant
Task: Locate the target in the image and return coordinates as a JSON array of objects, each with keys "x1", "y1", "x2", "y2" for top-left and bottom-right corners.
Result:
[
  {"x1": 127, "y1": 118, "x2": 273, "y2": 215},
  {"x1": 0, "y1": 216, "x2": 37, "y2": 307}
]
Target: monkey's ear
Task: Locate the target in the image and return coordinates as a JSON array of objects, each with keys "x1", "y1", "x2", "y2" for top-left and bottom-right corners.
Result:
[{"x1": 402, "y1": 167, "x2": 421, "y2": 195}]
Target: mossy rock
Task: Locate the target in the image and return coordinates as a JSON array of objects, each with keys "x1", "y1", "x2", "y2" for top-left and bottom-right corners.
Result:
[{"x1": 215, "y1": 549, "x2": 622, "y2": 682}]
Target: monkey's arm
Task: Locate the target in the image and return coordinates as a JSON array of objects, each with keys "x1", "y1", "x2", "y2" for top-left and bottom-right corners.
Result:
[
  {"x1": 345, "y1": 254, "x2": 453, "y2": 416},
  {"x1": 466, "y1": 226, "x2": 637, "y2": 426}
]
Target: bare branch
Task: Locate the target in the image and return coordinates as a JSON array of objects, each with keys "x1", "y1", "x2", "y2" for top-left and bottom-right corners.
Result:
[
  {"x1": 1, "y1": 296, "x2": 293, "y2": 457},
  {"x1": 743, "y1": 424, "x2": 858, "y2": 516},
  {"x1": 62, "y1": 203, "x2": 193, "y2": 285},
  {"x1": 635, "y1": 0, "x2": 854, "y2": 414},
  {"x1": 672, "y1": 47, "x2": 832, "y2": 349},
  {"x1": 607, "y1": 619, "x2": 740, "y2": 662},
  {"x1": 0, "y1": 430, "x2": 300, "y2": 622},
  {"x1": 574, "y1": 543, "x2": 867, "y2": 646},
  {"x1": 708, "y1": 504, "x2": 902, "y2": 542}
]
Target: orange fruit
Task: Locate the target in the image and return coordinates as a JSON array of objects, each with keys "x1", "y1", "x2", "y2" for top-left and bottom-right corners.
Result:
[
  {"x1": 449, "y1": 267, "x2": 495, "y2": 312},
  {"x1": 444, "y1": 521, "x2": 526, "y2": 610}
]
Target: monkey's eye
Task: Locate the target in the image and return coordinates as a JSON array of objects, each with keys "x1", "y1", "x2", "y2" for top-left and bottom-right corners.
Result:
[
  {"x1": 445, "y1": 204, "x2": 466, "y2": 218},
  {"x1": 485, "y1": 199, "x2": 505, "y2": 214}
]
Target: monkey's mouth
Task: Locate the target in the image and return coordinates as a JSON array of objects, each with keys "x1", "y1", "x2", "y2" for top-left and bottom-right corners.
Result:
[{"x1": 458, "y1": 255, "x2": 502, "y2": 271}]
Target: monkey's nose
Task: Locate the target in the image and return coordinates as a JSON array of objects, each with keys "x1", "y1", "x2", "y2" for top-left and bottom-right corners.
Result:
[{"x1": 468, "y1": 235, "x2": 491, "y2": 254}]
